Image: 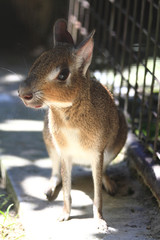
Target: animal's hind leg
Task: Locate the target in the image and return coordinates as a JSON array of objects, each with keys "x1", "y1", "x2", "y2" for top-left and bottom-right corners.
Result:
[
  {"x1": 103, "y1": 110, "x2": 127, "y2": 195},
  {"x1": 92, "y1": 153, "x2": 108, "y2": 232},
  {"x1": 102, "y1": 174, "x2": 117, "y2": 196}
]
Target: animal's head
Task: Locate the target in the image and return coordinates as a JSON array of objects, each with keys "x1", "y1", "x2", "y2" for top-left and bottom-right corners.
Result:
[{"x1": 18, "y1": 19, "x2": 95, "y2": 109}]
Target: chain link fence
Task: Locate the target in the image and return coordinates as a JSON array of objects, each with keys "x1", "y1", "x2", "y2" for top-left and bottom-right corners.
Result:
[{"x1": 68, "y1": 0, "x2": 160, "y2": 161}]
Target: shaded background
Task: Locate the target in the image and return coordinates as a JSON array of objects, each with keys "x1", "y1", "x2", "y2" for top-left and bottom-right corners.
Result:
[{"x1": 0, "y1": 0, "x2": 69, "y2": 54}]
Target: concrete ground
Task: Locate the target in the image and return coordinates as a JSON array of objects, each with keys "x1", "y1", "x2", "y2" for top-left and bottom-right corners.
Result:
[{"x1": 0, "y1": 53, "x2": 160, "y2": 240}]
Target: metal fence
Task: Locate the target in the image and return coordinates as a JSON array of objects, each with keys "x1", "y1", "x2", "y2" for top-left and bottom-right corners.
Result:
[{"x1": 68, "y1": 0, "x2": 160, "y2": 161}]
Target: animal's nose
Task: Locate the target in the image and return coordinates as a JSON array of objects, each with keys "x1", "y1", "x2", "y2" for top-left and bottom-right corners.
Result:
[
  {"x1": 18, "y1": 87, "x2": 33, "y2": 101},
  {"x1": 19, "y1": 92, "x2": 33, "y2": 101},
  {"x1": 18, "y1": 80, "x2": 33, "y2": 101},
  {"x1": 22, "y1": 93, "x2": 33, "y2": 101}
]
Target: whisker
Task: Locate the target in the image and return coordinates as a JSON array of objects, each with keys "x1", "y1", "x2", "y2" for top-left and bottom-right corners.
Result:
[
  {"x1": 0, "y1": 66, "x2": 22, "y2": 81},
  {"x1": 33, "y1": 89, "x2": 46, "y2": 94},
  {"x1": 22, "y1": 56, "x2": 30, "y2": 72},
  {"x1": 34, "y1": 93, "x2": 50, "y2": 108}
]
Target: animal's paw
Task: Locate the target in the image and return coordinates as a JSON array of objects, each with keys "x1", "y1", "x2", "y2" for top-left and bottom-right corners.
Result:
[
  {"x1": 103, "y1": 175, "x2": 117, "y2": 196},
  {"x1": 58, "y1": 211, "x2": 70, "y2": 222},
  {"x1": 45, "y1": 183, "x2": 62, "y2": 201},
  {"x1": 96, "y1": 218, "x2": 108, "y2": 233}
]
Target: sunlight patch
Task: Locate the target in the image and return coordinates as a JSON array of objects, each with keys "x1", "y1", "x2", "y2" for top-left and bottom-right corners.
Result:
[
  {"x1": 4, "y1": 73, "x2": 25, "y2": 82},
  {"x1": 0, "y1": 120, "x2": 43, "y2": 132}
]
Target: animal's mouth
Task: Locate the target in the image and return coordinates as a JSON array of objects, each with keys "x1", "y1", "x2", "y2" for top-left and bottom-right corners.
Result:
[
  {"x1": 34, "y1": 105, "x2": 43, "y2": 109},
  {"x1": 18, "y1": 95, "x2": 43, "y2": 109},
  {"x1": 23, "y1": 100, "x2": 43, "y2": 109},
  {"x1": 18, "y1": 89, "x2": 44, "y2": 109}
]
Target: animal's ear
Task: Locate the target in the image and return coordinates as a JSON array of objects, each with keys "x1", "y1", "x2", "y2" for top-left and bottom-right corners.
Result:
[
  {"x1": 75, "y1": 30, "x2": 95, "y2": 75},
  {"x1": 53, "y1": 19, "x2": 74, "y2": 46}
]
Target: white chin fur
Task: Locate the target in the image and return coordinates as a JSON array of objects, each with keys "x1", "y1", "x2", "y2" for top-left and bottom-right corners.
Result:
[{"x1": 50, "y1": 101, "x2": 73, "y2": 108}]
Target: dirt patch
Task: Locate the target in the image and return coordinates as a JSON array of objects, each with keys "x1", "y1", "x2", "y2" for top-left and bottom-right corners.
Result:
[
  {"x1": 109, "y1": 159, "x2": 160, "y2": 240},
  {"x1": 0, "y1": 185, "x2": 26, "y2": 240}
]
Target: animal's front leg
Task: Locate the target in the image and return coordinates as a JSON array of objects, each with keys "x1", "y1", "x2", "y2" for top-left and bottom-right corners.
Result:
[
  {"x1": 43, "y1": 120, "x2": 62, "y2": 201},
  {"x1": 45, "y1": 149, "x2": 62, "y2": 201},
  {"x1": 92, "y1": 153, "x2": 108, "y2": 232},
  {"x1": 58, "y1": 157, "x2": 72, "y2": 221}
]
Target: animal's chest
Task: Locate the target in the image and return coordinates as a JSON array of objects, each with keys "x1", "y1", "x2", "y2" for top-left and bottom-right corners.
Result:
[
  {"x1": 52, "y1": 127, "x2": 94, "y2": 166},
  {"x1": 61, "y1": 127, "x2": 82, "y2": 152}
]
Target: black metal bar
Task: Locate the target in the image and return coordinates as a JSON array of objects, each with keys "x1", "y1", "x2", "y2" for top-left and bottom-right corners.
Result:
[
  {"x1": 101, "y1": 0, "x2": 110, "y2": 49},
  {"x1": 124, "y1": 0, "x2": 138, "y2": 114},
  {"x1": 138, "y1": 0, "x2": 153, "y2": 140},
  {"x1": 111, "y1": 0, "x2": 123, "y2": 93},
  {"x1": 131, "y1": 0, "x2": 146, "y2": 131},
  {"x1": 94, "y1": 0, "x2": 104, "y2": 46},
  {"x1": 118, "y1": 0, "x2": 130, "y2": 102},
  {"x1": 153, "y1": 89, "x2": 160, "y2": 160},
  {"x1": 69, "y1": 0, "x2": 160, "y2": 160},
  {"x1": 146, "y1": 0, "x2": 160, "y2": 157}
]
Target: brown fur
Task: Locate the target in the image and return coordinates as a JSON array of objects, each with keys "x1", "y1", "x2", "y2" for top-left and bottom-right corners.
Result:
[{"x1": 18, "y1": 19, "x2": 127, "y2": 232}]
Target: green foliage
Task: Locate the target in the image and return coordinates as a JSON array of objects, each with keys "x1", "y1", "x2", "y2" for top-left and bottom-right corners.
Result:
[{"x1": 0, "y1": 195, "x2": 25, "y2": 240}]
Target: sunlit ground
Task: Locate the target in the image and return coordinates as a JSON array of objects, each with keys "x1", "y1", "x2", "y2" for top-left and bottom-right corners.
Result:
[{"x1": 94, "y1": 57, "x2": 160, "y2": 96}]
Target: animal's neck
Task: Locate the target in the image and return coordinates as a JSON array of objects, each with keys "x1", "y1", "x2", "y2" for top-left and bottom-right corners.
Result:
[{"x1": 50, "y1": 81, "x2": 91, "y2": 111}]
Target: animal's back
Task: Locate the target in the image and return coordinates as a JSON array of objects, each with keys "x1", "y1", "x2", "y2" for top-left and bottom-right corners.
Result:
[{"x1": 89, "y1": 78, "x2": 120, "y2": 150}]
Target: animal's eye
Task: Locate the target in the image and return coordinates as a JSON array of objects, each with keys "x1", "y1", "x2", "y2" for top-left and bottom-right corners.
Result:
[{"x1": 57, "y1": 68, "x2": 70, "y2": 81}]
